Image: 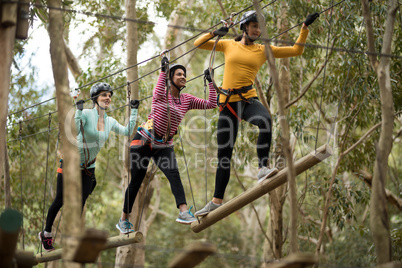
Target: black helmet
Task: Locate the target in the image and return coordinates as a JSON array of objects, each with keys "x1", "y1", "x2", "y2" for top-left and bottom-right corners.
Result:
[
  {"x1": 169, "y1": 64, "x2": 186, "y2": 92},
  {"x1": 90, "y1": 82, "x2": 113, "y2": 100},
  {"x1": 239, "y1": 10, "x2": 265, "y2": 31},
  {"x1": 169, "y1": 64, "x2": 186, "y2": 80}
]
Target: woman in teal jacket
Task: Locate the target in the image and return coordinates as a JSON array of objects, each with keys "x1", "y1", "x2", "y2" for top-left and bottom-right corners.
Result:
[{"x1": 39, "y1": 82, "x2": 139, "y2": 251}]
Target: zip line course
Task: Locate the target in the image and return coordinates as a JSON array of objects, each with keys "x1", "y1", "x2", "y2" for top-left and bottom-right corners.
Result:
[{"x1": 3, "y1": 0, "x2": 389, "y2": 266}]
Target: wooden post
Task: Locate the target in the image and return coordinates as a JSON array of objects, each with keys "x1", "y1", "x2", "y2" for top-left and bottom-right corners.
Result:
[
  {"x1": 191, "y1": 145, "x2": 332, "y2": 233},
  {"x1": 0, "y1": 2, "x2": 17, "y2": 203},
  {"x1": 14, "y1": 250, "x2": 36, "y2": 268},
  {"x1": 48, "y1": 0, "x2": 82, "y2": 264},
  {"x1": 1, "y1": 2, "x2": 18, "y2": 27},
  {"x1": 268, "y1": 253, "x2": 318, "y2": 268},
  {"x1": 71, "y1": 229, "x2": 108, "y2": 263},
  {"x1": 0, "y1": 209, "x2": 23, "y2": 268},
  {"x1": 34, "y1": 231, "x2": 143, "y2": 264},
  {"x1": 15, "y1": 0, "x2": 30, "y2": 40},
  {"x1": 168, "y1": 242, "x2": 217, "y2": 268}
]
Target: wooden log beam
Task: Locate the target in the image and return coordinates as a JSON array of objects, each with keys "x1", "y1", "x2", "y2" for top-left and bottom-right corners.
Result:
[
  {"x1": 34, "y1": 231, "x2": 143, "y2": 264},
  {"x1": 191, "y1": 145, "x2": 332, "y2": 233},
  {"x1": 0, "y1": 209, "x2": 23, "y2": 268},
  {"x1": 168, "y1": 241, "x2": 217, "y2": 268},
  {"x1": 71, "y1": 229, "x2": 108, "y2": 263},
  {"x1": 14, "y1": 250, "x2": 36, "y2": 268}
]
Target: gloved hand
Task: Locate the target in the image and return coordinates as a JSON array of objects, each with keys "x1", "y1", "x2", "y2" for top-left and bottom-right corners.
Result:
[
  {"x1": 213, "y1": 26, "x2": 229, "y2": 37},
  {"x1": 161, "y1": 57, "x2": 169, "y2": 73},
  {"x1": 76, "y1": 100, "x2": 85, "y2": 110},
  {"x1": 130, "y1": 99, "x2": 140, "y2": 109},
  {"x1": 304, "y1": 13, "x2": 319, "y2": 26},
  {"x1": 204, "y1": 68, "x2": 213, "y2": 83}
]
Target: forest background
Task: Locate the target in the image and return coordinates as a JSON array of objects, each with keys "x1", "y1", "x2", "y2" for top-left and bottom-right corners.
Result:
[{"x1": 2, "y1": 0, "x2": 401, "y2": 267}]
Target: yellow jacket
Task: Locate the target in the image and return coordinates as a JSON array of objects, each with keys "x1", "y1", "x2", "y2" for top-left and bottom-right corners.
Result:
[{"x1": 194, "y1": 28, "x2": 309, "y2": 103}]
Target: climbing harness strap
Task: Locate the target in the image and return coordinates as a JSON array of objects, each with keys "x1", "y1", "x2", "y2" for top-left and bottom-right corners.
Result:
[{"x1": 218, "y1": 84, "x2": 254, "y2": 121}]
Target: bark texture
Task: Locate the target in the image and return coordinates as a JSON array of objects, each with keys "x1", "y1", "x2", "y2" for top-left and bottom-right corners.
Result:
[
  {"x1": 361, "y1": 0, "x2": 397, "y2": 263},
  {"x1": 48, "y1": 0, "x2": 81, "y2": 264}
]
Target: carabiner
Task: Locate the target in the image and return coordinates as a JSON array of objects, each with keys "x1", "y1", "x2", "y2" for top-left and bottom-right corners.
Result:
[{"x1": 160, "y1": 49, "x2": 170, "y2": 60}]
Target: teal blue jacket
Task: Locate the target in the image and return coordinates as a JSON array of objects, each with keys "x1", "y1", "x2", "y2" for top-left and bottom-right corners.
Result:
[{"x1": 74, "y1": 107, "x2": 137, "y2": 169}]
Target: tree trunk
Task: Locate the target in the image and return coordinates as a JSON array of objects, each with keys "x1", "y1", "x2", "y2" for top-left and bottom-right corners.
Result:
[
  {"x1": 361, "y1": 0, "x2": 397, "y2": 264},
  {"x1": 115, "y1": 0, "x2": 141, "y2": 266},
  {"x1": 4, "y1": 142, "x2": 12, "y2": 208},
  {"x1": 0, "y1": 7, "x2": 16, "y2": 204},
  {"x1": 163, "y1": 0, "x2": 194, "y2": 62},
  {"x1": 253, "y1": 0, "x2": 298, "y2": 254},
  {"x1": 48, "y1": 0, "x2": 82, "y2": 265},
  {"x1": 64, "y1": 40, "x2": 82, "y2": 80},
  {"x1": 264, "y1": 4, "x2": 290, "y2": 261}
]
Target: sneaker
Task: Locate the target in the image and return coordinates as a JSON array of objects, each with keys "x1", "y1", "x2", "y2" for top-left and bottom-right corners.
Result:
[
  {"x1": 115, "y1": 218, "x2": 135, "y2": 234},
  {"x1": 38, "y1": 231, "x2": 55, "y2": 251},
  {"x1": 194, "y1": 201, "x2": 222, "y2": 217},
  {"x1": 257, "y1": 167, "x2": 279, "y2": 184},
  {"x1": 176, "y1": 208, "x2": 196, "y2": 225}
]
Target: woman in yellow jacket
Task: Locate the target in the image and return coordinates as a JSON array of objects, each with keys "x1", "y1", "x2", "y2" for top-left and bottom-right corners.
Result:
[{"x1": 193, "y1": 11, "x2": 319, "y2": 216}]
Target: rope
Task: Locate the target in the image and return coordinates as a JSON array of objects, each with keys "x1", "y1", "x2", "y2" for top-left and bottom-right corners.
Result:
[
  {"x1": 18, "y1": 122, "x2": 25, "y2": 250},
  {"x1": 315, "y1": 0, "x2": 335, "y2": 152},
  {"x1": 7, "y1": 128, "x2": 59, "y2": 144},
  {"x1": 9, "y1": 97, "x2": 56, "y2": 116},
  {"x1": 203, "y1": 76, "x2": 208, "y2": 206},
  {"x1": 39, "y1": 112, "x2": 52, "y2": 255},
  {"x1": 171, "y1": 101, "x2": 198, "y2": 215},
  {"x1": 7, "y1": 110, "x2": 58, "y2": 127},
  {"x1": 125, "y1": 82, "x2": 131, "y2": 230},
  {"x1": 271, "y1": 0, "x2": 347, "y2": 40}
]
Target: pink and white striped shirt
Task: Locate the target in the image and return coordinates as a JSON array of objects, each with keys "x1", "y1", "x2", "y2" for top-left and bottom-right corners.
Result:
[{"x1": 138, "y1": 71, "x2": 217, "y2": 146}]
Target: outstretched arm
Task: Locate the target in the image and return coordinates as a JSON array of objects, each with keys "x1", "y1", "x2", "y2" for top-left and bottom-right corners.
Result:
[
  {"x1": 111, "y1": 108, "x2": 138, "y2": 136},
  {"x1": 188, "y1": 82, "x2": 217, "y2": 110},
  {"x1": 270, "y1": 12, "x2": 319, "y2": 58}
]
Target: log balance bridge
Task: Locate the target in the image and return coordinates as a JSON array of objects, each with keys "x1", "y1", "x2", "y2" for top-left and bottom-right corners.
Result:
[
  {"x1": 35, "y1": 230, "x2": 143, "y2": 264},
  {"x1": 191, "y1": 144, "x2": 332, "y2": 233}
]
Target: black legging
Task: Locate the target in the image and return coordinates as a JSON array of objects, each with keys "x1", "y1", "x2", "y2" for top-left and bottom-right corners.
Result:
[
  {"x1": 214, "y1": 98, "x2": 272, "y2": 199},
  {"x1": 45, "y1": 163, "x2": 96, "y2": 232},
  {"x1": 123, "y1": 133, "x2": 187, "y2": 214}
]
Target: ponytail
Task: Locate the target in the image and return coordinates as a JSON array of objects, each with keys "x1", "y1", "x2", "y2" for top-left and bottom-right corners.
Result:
[{"x1": 234, "y1": 34, "x2": 243, "y2": 42}]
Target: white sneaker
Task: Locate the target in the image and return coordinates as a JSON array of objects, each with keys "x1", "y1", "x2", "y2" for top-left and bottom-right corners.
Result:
[
  {"x1": 194, "y1": 201, "x2": 222, "y2": 217},
  {"x1": 257, "y1": 167, "x2": 278, "y2": 184}
]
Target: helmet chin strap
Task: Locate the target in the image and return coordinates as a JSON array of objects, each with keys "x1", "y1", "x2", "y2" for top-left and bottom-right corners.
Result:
[
  {"x1": 95, "y1": 100, "x2": 107, "y2": 110},
  {"x1": 244, "y1": 29, "x2": 260, "y2": 43},
  {"x1": 171, "y1": 80, "x2": 186, "y2": 92}
]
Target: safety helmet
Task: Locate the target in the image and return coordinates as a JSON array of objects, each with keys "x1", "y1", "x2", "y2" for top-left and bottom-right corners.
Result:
[
  {"x1": 169, "y1": 64, "x2": 186, "y2": 92},
  {"x1": 169, "y1": 64, "x2": 186, "y2": 80},
  {"x1": 239, "y1": 10, "x2": 265, "y2": 31},
  {"x1": 90, "y1": 82, "x2": 113, "y2": 100}
]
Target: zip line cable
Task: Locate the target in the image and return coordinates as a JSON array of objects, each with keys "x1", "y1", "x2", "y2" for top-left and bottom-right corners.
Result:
[
  {"x1": 18, "y1": 122, "x2": 25, "y2": 250},
  {"x1": 7, "y1": 0, "x2": 402, "y2": 118}
]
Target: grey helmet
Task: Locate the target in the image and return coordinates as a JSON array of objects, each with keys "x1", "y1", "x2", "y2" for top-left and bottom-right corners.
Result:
[
  {"x1": 239, "y1": 10, "x2": 265, "y2": 31},
  {"x1": 90, "y1": 82, "x2": 113, "y2": 100}
]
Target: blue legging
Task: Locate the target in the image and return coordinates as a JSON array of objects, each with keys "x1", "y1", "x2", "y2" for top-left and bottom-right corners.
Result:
[{"x1": 214, "y1": 98, "x2": 272, "y2": 199}]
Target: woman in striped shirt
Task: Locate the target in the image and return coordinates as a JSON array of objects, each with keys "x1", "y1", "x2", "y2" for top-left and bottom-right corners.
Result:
[{"x1": 116, "y1": 58, "x2": 217, "y2": 233}]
